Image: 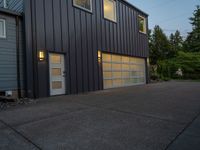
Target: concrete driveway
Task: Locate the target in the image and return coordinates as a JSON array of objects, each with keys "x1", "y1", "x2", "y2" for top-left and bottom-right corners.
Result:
[{"x1": 0, "y1": 81, "x2": 200, "y2": 150}]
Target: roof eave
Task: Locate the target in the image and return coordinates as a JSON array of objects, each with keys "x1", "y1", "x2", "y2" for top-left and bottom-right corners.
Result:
[
  {"x1": 119, "y1": 0, "x2": 149, "y2": 17},
  {"x1": 0, "y1": 7, "x2": 22, "y2": 17}
]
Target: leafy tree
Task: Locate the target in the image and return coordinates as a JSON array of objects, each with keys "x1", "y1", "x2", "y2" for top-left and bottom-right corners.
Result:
[
  {"x1": 149, "y1": 25, "x2": 171, "y2": 65},
  {"x1": 169, "y1": 30, "x2": 183, "y2": 55},
  {"x1": 184, "y1": 5, "x2": 200, "y2": 52}
]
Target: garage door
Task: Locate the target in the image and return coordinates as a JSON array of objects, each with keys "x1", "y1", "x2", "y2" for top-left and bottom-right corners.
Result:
[{"x1": 102, "y1": 53, "x2": 146, "y2": 89}]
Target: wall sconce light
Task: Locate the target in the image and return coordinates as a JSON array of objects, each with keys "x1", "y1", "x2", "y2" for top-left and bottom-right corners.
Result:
[
  {"x1": 38, "y1": 50, "x2": 45, "y2": 61},
  {"x1": 98, "y1": 50, "x2": 102, "y2": 63}
]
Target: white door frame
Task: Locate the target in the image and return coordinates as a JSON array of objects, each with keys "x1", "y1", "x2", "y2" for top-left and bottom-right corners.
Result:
[{"x1": 49, "y1": 53, "x2": 66, "y2": 96}]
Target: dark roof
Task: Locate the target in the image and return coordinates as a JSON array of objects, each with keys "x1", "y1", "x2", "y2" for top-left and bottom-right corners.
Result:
[
  {"x1": 0, "y1": 0, "x2": 23, "y2": 13},
  {"x1": 0, "y1": 0, "x2": 148, "y2": 17},
  {"x1": 119, "y1": 0, "x2": 148, "y2": 16}
]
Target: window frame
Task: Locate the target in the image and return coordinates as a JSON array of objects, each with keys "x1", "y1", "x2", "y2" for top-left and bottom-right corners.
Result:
[
  {"x1": 138, "y1": 15, "x2": 147, "y2": 34},
  {"x1": 3, "y1": 0, "x2": 8, "y2": 8},
  {"x1": 73, "y1": 0, "x2": 93, "y2": 13},
  {"x1": 103, "y1": 0, "x2": 117, "y2": 22},
  {"x1": 0, "y1": 19, "x2": 6, "y2": 39}
]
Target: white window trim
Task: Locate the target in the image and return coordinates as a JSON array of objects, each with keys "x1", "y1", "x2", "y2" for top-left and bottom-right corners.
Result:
[
  {"x1": 0, "y1": 19, "x2": 6, "y2": 38},
  {"x1": 73, "y1": 0, "x2": 93, "y2": 13},
  {"x1": 138, "y1": 15, "x2": 147, "y2": 34},
  {"x1": 103, "y1": 0, "x2": 117, "y2": 22},
  {"x1": 3, "y1": 0, "x2": 8, "y2": 8}
]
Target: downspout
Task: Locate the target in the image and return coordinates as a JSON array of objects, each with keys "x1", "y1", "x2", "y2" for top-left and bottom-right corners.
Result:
[{"x1": 16, "y1": 16, "x2": 21, "y2": 98}]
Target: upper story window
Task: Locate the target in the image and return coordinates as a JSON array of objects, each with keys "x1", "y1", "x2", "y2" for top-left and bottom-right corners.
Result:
[
  {"x1": 138, "y1": 15, "x2": 147, "y2": 34},
  {"x1": 3, "y1": 0, "x2": 8, "y2": 8},
  {"x1": 0, "y1": 19, "x2": 6, "y2": 38},
  {"x1": 104, "y1": 0, "x2": 116, "y2": 22},
  {"x1": 73, "y1": 0, "x2": 92, "y2": 12}
]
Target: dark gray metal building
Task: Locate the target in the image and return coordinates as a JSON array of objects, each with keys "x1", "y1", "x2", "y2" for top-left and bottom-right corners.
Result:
[{"x1": 0, "y1": 0, "x2": 149, "y2": 98}]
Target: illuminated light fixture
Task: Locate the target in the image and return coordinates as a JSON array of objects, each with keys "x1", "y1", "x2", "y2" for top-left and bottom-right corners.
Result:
[
  {"x1": 98, "y1": 50, "x2": 102, "y2": 63},
  {"x1": 38, "y1": 50, "x2": 45, "y2": 61}
]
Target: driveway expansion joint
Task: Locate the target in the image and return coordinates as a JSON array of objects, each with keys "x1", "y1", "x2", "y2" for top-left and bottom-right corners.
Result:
[
  {"x1": 72, "y1": 101, "x2": 186, "y2": 125},
  {"x1": 165, "y1": 110, "x2": 200, "y2": 150},
  {"x1": 0, "y1": 119, "x2": 42, "y2": 150},
  {"x1": 13, "y1": 107, "x2": 91, "y2": 128},
  {"x1": 107, "y1": 108, "x2": 186, "y2": 125}
]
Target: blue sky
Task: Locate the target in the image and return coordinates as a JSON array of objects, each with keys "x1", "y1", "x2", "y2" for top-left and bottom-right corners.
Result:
[{"x1": 129, "y1": 0, "x2": 200, "y2": 37}]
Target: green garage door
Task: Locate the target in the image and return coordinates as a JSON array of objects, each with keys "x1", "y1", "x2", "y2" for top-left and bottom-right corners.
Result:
[{"x1": 102, "y1": 53, "x2": 146, "y2": 89}]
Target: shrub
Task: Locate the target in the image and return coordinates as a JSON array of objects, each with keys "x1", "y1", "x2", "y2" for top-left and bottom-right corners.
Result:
[{"x1": 157, "y1": 51, "x2": 200, "y2": 80}]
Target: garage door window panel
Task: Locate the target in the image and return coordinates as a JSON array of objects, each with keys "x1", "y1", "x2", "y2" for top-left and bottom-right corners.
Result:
[
  {"x1": 112, "y1": 55, "x2": 121, "y2": 63},
  {"x1": 113, "y1": 79, "x2": 122, "y2": 87},
  {"x1": 130, "y1": 71, "x2": 137, "y2": 77},
  {"x1": 102, "y1": 53, "x2": 146, "y2": 89},
  {"x1": 102, "y1": 53, "x2": 111, "y2": 62},
  {"x1": 103, "y1": 72, "x2": 112, "y2": 79},
  {"x1": 130, "y1": 78, "x2": 138, "y2": 84},
  {"x1": 139, "y1": 78, "x2": 145, "y2": 83},
  {"x1": 103, "y1": 63, "x2": 112, "y2": 70},
  {"x1": 112, "y1": 63, "x2": 121, "y2": 71},
  {"x1": 122, "y1": 64, "x2": 129, "y2": 71},
  {"x1": 122, "y1": 56, "x2": 129, "y2": 63},
  {"x1": 104, "y1": 80, "x2": 113, "y2": 89},
  {"x1": 112, "y1": 72, "x2": 122, "y2": 78},
  {"x1": 122, "y1": 72, "x2": 130, "y2": 78}
]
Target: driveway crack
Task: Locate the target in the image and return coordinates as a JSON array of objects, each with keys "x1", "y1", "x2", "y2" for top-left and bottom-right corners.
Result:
[
  {"x1": 164, "y1": 110, "x2": 200, "y2": 150},
  {"x1": 0, "y1": 119, "x2": 42, "y2": 150}
]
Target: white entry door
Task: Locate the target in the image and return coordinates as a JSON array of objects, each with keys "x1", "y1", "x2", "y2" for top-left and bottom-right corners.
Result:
[{"x1": 49, "y1": 53, "x2": 66, "y2": 96}]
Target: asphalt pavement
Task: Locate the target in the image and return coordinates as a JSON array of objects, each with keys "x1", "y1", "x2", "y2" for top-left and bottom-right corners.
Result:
[{"x1": 0, "y1": 81, "x2": 200, "y2": 150}]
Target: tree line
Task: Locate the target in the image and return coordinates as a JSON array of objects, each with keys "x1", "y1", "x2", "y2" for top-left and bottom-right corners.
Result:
[{"x1": 149, "y1": 5, "x2": 200, "y2": 80}]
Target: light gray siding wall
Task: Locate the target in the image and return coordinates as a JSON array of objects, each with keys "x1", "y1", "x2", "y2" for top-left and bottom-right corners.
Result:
[
  {"x1": 0, "y1": 13, "x2": 24, "y2": 91},
  {"x1": 0, "y1": 0, "x2": 23, "y2": 13}
]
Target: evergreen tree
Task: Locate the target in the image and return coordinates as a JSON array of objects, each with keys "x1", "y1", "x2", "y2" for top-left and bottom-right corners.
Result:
[
  {"x1": 149, "y1": 25, "x2": 171, "y2": 65},
  {"x1": 169, "y1": 30, "x2": 183, "y2": 55},
  {"x1": 185, "y1": 5, "x2": 200, "y2": 52}
]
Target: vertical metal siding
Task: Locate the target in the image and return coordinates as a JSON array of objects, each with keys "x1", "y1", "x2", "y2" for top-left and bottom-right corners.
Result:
[
  {"x1": 86, "y1": 15, "x2": 94, "y2": 91},
  {"x1": 18, "y1": 16, "x2": 24, "y2": 93},
  {"x1": 68, "y1": 0, "x2": 77, "y2": 94},
  {"x1": 35, "y1": 0, "x2": 48, "y2": 97},
  {"x1": 92, "y1": 0, "x2": 99, "y2": 90},
  {"x1": 24, "y1": 0, "x2": 149, "y2": 98}
]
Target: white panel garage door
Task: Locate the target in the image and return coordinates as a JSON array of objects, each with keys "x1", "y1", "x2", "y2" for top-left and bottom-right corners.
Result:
[{"x1": 102, "y1": 53, "x2": 146, "y2": 89}]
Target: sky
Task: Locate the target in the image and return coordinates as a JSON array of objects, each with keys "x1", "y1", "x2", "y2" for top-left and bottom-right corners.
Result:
[{"x1": 129, "y1": 0, "x2": 200, "y2": 38}]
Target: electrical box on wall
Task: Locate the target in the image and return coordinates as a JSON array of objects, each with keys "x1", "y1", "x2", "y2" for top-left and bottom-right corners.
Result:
[{"x1": 5, "y1": 91, "x2": 12, "y2": 97}]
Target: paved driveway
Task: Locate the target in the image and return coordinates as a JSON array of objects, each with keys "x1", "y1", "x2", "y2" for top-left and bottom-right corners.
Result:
[{"x1": 0, "y1": 81, "x2": 200, "y2": 150}]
